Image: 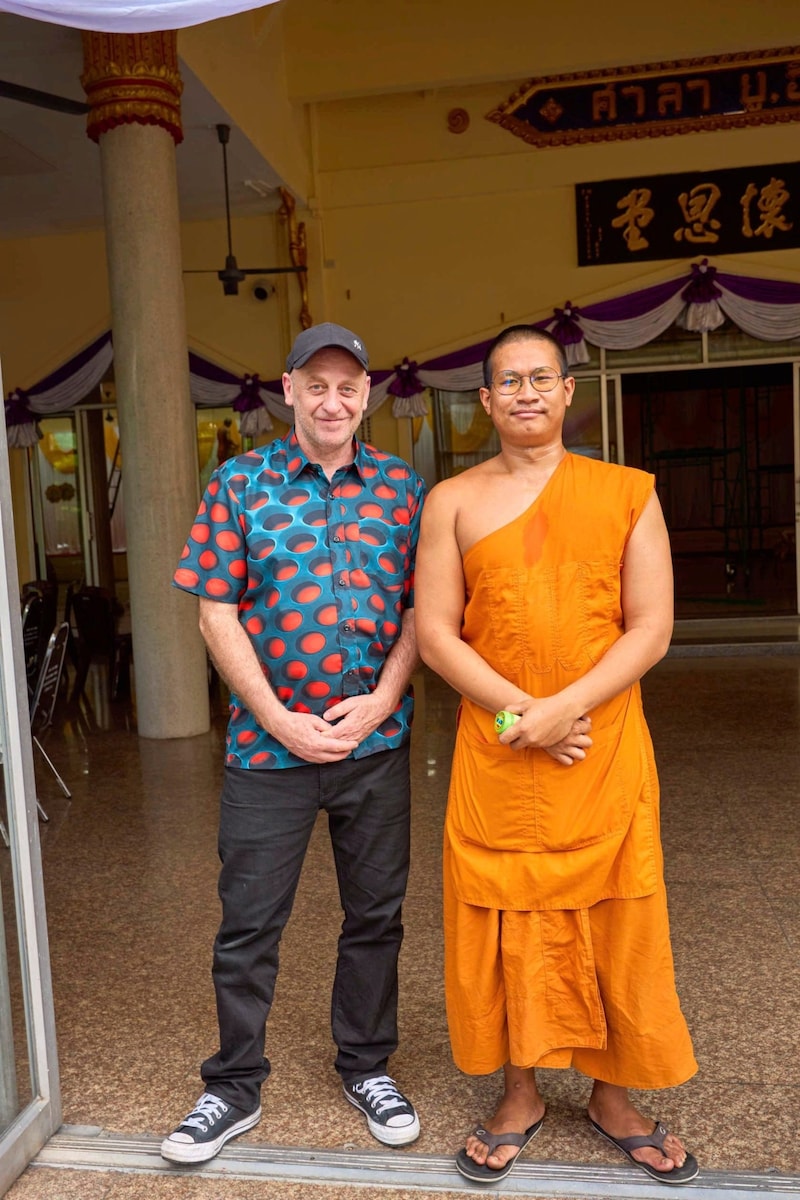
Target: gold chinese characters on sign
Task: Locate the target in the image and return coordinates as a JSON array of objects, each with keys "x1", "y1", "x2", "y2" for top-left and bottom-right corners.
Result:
[
  {"x1": 577, "y1": 163, "x2": 798, "y2": 266},
  {"x1": 489, "y1": 47, "x2": 800, "y2": 148}
]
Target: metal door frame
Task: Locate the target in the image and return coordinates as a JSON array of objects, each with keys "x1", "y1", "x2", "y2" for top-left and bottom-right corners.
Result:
[{"x1": 0, "y1": 365, "x2": 61, "y2": 1195}]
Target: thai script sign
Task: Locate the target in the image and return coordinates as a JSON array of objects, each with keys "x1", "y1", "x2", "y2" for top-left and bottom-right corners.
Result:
[
  {"x1": 488, "y1": 48, "x2": 800, "y2": 147},
  {"x1": 575, "y1": 163, "x2": 800, "y2": 265}
]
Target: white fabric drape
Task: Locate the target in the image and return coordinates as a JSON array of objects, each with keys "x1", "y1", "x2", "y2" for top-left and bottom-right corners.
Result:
[
  {"x1": 715, "y1": 285, "x2": 800, "y2": 341},
  {"x1": 31, "y1": 339, "x2": 113, "y2": 413},
  {"x1": 0, "y1": 0, "x2": 278, "y2": 32}
]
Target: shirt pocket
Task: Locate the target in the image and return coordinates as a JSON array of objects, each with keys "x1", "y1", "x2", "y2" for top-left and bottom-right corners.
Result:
[{"x1": 479, "y1": 558, "x2": 620, "y2": 676}]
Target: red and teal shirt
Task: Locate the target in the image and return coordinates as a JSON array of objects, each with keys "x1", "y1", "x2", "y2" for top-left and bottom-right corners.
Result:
[{"x1": 173, "y1": 430, "x2": 426, "y2": 769}]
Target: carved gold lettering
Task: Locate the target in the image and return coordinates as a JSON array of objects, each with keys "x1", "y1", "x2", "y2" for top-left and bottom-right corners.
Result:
[
  {"x1": 657, "y1": 81, "x2": 683, "y2": 116},
  {"x1": 786, "y1": 62, "x2": 800, "y2": 102},
  {"x1": 674, "y1": 183, "x2": 721, "y2": 244},
  {"x1": 620, "y1": 85, "x2": 646, "y2": 117},
  {"x1": 686, "y1": 78, "x2": 711, "y2": 111},
  {"x1": 740, "y1": 182, "x2": 758, "y2": 238},
  {"x1": 741, "y1": 177, "x2": 794, "y2": 239},
  {"x1": 611, "y1": 187, "x2": 654, "y2": 251},
  {"x1": 740, "y1": 70, "x2": 767, "y2": 112},
  {"x1": 592, "y1": 85, "x2": 618, "y2": 122}
]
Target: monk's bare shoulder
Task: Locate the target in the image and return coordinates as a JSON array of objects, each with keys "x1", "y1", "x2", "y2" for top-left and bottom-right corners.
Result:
[{"x1": 424, "y1": 458, "x2": 529, "y2": 554}]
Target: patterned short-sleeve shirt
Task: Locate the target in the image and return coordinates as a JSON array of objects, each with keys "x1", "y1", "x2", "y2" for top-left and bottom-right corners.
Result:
[{"x1": 173, "y1": 430, "x2": 426, "y2": 769}]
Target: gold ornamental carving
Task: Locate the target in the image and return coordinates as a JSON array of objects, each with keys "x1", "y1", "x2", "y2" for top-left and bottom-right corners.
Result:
[
  {"x1": 278, "y1": 188, "x2": 312, "y2": 330},
  {"x1": 81, "y1": 31, "x2": 183, "y2": 145}
]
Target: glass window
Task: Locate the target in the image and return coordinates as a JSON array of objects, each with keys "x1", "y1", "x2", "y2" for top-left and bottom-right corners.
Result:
[
  {"x1": 196, "y1": 409, "x2": 245, "y2": 491},
  {"x1": 566, "y1": 377, "x2": 603, "y2": 459},
  {"x1": 432, "y1": 391, "x2": 499, "y2": 479},
  {"x1": 707, "y1": 318, "x2": 800, "y2": 362},
  {"x1": 35, "y1": 417, "x2": 82, "y2": 567}
]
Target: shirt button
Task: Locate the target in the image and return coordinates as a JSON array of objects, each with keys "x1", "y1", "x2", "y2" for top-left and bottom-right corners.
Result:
[
  {"x1": 332, "y1": 535, "x2": 341, "y2": 542},
  {"x1": 343, "y1": 622, "x2": 353, "y2": 632},
  {"x1": 339, "y1": 576, "x2": 347, "y2": 586}
]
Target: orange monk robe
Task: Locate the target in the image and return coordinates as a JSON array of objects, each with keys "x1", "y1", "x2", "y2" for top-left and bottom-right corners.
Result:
[{"x1": 444, "y1": 453, "x2": 697, "y2": 1088}]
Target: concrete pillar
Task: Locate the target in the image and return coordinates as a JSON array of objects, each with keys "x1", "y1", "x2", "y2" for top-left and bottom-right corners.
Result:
[{"x1": 81, "y1": 33, "x2": 209, "y2": 739}]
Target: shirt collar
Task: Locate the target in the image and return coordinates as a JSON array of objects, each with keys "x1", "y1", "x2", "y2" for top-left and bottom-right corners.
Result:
[{"x1": 277, "y1": 428, "x2": 372, "y2": 484}]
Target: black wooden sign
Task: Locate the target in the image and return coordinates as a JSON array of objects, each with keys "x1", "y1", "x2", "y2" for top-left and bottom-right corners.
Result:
[{"x1": 575, "y1": 162, "x2": 800, "y2": 266}]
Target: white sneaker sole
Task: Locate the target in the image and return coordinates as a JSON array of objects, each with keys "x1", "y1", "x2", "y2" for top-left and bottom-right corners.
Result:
[
  {"x1": 160, "y1": 1105, "x2": 262, "y2": 1164},
  {"x1": 344, "y1": 1089, "x2": 421, "y2": 1146}
]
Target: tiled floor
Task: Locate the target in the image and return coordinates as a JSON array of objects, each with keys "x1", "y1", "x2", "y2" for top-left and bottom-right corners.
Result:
[{"x1": 2, "y1": 647, "x2": 800, "y2": 1198}]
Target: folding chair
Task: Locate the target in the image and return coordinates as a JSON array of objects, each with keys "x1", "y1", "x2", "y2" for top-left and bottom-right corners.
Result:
[
  {"x1": 1, "y1": 622, "x2": 70, "y2": 845},
  {"x1": 22, "y1": 579, "x2": 58, "y2": 672},
  {"x1": 29, "y1": 621, "x2": 72, "y2": 819},
  {"x1": 21, "y1": 592, "x2": 44, "y2": 697}
]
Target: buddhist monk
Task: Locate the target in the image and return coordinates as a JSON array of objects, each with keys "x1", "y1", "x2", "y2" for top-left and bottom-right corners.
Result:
[{"x1": 415, "y1": 325, "x2": 698, "y2": 1186}]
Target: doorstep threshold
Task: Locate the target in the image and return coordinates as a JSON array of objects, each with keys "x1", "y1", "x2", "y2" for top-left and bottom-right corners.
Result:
[{"x1": 31, "y1": 1126, "x2": 800, "y2": 1199}]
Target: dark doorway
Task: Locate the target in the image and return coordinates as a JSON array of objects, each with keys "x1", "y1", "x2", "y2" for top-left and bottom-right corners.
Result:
[{"x1": 623, "y1": 364, "x2": 795, "y2": 617}]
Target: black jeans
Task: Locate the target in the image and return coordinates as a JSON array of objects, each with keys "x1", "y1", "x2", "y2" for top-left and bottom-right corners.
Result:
[{"x1": 200, "y1": 745, "x2": 411, "y2": 1111}]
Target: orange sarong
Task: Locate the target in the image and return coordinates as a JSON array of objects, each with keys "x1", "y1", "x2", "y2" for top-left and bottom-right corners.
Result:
[{"x1": 444, "y1": 453, "x2": 697, "y2": 1087}]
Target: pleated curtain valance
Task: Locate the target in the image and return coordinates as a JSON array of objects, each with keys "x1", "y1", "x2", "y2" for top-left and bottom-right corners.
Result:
[{"x1": 6, "y1": 258, "x2": 800, "y2": 445}]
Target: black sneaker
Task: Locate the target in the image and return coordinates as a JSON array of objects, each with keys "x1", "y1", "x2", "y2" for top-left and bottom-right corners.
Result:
[
  {"x1": 343, "y1": 1074, "x2": 420, "y2": 1146},
  {"x1": 160, "y1": 1091, "x2": 261, "y2": 1164}
]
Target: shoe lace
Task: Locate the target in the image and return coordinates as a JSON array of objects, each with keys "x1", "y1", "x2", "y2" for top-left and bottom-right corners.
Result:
[
  {"x1": 182, "y1": 1092, "x2": 228, "y2": 1130},
  {"x1": 355, "y1": 1075, "x2": 407, "y2": 1115}
]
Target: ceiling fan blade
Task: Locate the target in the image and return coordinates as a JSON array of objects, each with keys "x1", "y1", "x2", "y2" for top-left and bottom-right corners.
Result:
[{"x1": 0, "y1": 79, "x2": 88, "y2": 115}]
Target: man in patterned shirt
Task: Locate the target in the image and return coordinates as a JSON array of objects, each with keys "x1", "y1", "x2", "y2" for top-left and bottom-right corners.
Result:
[{"x1": 162, "y1": 323, "x2": 426, "y2": 1165}]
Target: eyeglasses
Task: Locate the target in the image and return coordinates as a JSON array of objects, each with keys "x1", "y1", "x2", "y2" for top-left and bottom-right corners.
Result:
[{"x1": 491, "y1": 369, "x2": 565, "y2": 395}]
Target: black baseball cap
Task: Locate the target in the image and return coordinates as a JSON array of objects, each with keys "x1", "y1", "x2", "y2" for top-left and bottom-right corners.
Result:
[
  {"x1": 287, "y1": 321, "x2": 369, "y2": 372},
  {"x1": 285, "y1": 323, "x2": 369, "y2": 372}
]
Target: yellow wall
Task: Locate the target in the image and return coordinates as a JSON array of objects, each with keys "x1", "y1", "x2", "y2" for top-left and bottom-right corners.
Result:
[
  {"x1": 179, "y1": 8, "x2": 312, "y2": 202},
  {"x1": 0, "y1": 227, "x2": 109, "y2": 388},
  {"x1": 283, "y1": 0, "x2": 800, "y2": 101}
]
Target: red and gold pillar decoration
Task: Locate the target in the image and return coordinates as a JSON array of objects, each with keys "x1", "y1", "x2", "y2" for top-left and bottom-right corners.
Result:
[{"x1": 81, "y1": 31, "x2": 183, "y2": 145}]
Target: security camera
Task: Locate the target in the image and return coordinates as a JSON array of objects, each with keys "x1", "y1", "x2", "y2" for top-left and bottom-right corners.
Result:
[{"x1": 252, "y1": 280, "x2": 274, "y2": 302}]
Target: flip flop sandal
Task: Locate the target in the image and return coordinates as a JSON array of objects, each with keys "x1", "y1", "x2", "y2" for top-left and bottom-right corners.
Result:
[
  {"x1": 589, "y1": 1117, "x2": 699, "y2": 1185},
  {"x1": 455, "y1": 1114, "x2": 544, "y2": 1183}
]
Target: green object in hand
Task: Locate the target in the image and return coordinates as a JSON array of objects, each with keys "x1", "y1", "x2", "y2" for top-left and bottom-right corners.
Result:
[{"x1": 495, "y1": 710, "x2": 520, "y2": 734}]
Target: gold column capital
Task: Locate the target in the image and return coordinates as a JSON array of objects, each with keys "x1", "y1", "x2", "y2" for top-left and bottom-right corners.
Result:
[{"x1": 81, "y1": 31, "x2": 183, "y2": 145}]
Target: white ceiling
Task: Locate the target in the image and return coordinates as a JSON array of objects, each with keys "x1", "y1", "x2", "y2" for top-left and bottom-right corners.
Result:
[{"x1": 0, "y1": 11, "x2": 285, "y2": 238}]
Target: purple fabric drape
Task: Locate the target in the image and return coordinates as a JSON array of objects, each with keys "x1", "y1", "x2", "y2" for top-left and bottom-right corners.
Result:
[
  {"x1": 30, "y1": 332, "x2": 112, "y2": 397},
  {"x1": 388, "y1": 359, "x2": 424, "y2": 398}
]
